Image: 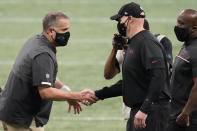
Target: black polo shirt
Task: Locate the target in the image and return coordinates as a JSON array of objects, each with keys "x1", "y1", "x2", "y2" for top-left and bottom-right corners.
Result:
[
  {"x1": 170, "y1": 37, "x2": 197, "y2": 120},
  {"x1": 122, "y1": 30, "x2": 170, "y2": 112},
  {"x1": 0, "y1": 34, "x2": 57, "y2": 127}
]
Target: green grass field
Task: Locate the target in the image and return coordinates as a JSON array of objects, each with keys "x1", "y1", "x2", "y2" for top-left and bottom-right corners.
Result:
[{"x1": 0, "y1": 0, "x2": 196, "y2": 130}]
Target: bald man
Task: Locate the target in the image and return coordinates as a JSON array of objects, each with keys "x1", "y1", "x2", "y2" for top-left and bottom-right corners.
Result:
[{"x1": 168, "y1": 9, "x2": 197, "y2": 131}]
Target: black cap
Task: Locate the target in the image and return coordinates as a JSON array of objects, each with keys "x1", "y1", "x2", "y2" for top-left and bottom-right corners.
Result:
[{"x1": 110, "y1": 2, "x2": 145, "y2": 21}]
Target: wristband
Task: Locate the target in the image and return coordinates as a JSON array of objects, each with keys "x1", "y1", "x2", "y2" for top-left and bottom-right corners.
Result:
[{"x1": 60, "y1": 85, "x2": 71, "y2": 91}]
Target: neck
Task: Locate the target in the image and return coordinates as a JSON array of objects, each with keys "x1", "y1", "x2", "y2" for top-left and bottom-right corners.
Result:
[
  {"x1": 126, "y1": 26, "x2": 144, "y2": 39},
  {"x1": 43, "y1": 32, "x2": 56, "y2": 47}
]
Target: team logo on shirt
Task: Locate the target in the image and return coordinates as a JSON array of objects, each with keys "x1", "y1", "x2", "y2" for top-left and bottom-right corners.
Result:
[
  {"x1": 152, "y1": 60, "x2": 159, "y2": 64},
  {"x1": 129, "y1": 49, "x2": 134, "y2": 54},
  {"x1": 46, "y1": 73, "x2": 50, "y2": 79}
]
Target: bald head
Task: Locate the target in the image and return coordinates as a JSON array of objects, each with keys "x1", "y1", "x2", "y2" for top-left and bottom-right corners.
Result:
[
  {"x1": 176, "y1": 9, "x2": 197, "y2": 39},
  {"x1": 179, "y1": 9, "x2": 197, "y2": 26}
]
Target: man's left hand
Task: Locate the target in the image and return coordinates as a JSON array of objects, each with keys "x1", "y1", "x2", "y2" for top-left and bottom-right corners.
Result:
[
  {"x1": 67, "y1": 100, "x2": 82, "y2": 114},
  {"x1": 134, "y1": 110, "x2": 148, "y2": 129},
  {"x1": 176, "y1": 112, "x2": 190, "y2": 127}
]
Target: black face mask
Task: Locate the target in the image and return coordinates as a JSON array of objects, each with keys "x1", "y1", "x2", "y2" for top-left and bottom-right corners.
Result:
[
  {"x1": 174, "y1": 26, "x2": 189, "y2": 42},
  {"x1": 117, "y1": 22, "x2": 126, "y2": 36},
  {"x1": 54, "y1": 31, "x2": 70, "y2": 46}
]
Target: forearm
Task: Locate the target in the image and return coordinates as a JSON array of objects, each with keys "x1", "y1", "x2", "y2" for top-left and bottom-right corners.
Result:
[
  {"x1": 104, "y1": 48, "x2": 119, "y2": 79},
  {"x1": 95, "y1": 80, "x2": 122, "y2": 100},
  {"x1": 182, "y1": 78, "x2": 197, "y2": 115},
  {"x1": 140, "y1": 68, "x2": 165, "y2": 113},
  {"x1": 55, "y1": 77, "x2": 64, "y2": 89},
  {"x1": 55, "y1": 77, "x2": 71, "y2": 91},
  {"x1": 38, "y1": 86, "x2": 82, "y2": 101}
]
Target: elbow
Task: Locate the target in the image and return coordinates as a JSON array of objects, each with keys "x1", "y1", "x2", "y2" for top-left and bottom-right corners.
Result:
[
  {"x1": 39, "y1": 91, "x2": 49, "y2": 99},
  {"x1": 40, "y1": 92, "x2": 48, "y2": 100},
  {"x1": 38, "y1": 87, "x2": 52, "y2": 100},
  {"x1": 104, "y1": 74, "x2": 112, "y2": 80}
]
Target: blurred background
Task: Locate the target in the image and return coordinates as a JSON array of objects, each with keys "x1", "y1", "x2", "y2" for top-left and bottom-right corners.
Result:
[{"x1": 0, "y1": 0, "x2": 196, "y2": 130}]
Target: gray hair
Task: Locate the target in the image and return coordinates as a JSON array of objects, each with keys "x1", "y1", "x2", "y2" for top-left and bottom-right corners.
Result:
[{"x1": 42, "y1": 11, "x2": 69, "y2": 33}]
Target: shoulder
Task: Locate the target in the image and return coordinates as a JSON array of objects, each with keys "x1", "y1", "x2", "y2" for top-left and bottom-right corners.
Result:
[
  {"x1": 34, "y1": 52, "x2": 53, "y2": 61},
  {"x1": 33, "y1": 52, "x2": 57, "y2": 66},
  {"x1": 188, "y1": 43, "x2": 197, "y2": 60},
  {"x1": 141, "y1": 31, "x2": 160, "y2": 45}
]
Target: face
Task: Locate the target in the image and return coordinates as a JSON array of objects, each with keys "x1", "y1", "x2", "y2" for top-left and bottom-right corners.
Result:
[
  {"x1": 50, "y1": 18, "x2": 70, "y2": 46},
  {"x1": 176, "y1": 11, "x2": 191, "y2": 29},
  {"x1": 117, "y1": 16, "x2": 130, "y2": 37},
  {"x1": 120, "y1": 16, "x2": 129, "y2": 24},
  {"x1": 174, "y1": 10, "x2": 195, "y2": 42},
  {"x1": 53, "y1": 18, "x2": 70, "y2": 35}
]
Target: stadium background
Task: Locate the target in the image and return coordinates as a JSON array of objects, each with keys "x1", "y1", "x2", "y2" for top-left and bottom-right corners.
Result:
[{"x1": 0, "y1": 0, "x2": 196, "y2": 130}]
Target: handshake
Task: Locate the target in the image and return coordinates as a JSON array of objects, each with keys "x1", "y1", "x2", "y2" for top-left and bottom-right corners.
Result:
[
  {"x1": 67, "y1": 89, "x2": 98, "y2": 114},
  {"x1": 80, "y1": 89, "x2": 98, "y2": 106}
]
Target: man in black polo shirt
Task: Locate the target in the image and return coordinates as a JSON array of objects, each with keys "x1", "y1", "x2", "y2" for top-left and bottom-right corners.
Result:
[
  {"x1": 109, "y1": 2, "x2": 171, "y2": 131},
  {"x1": 98, "y1": 18, "x2": 173, "y2": 124},
  {"x1": 0, "y1": 11, "x2": 97, "y2": 131},
  {"x1": 168, "y1": 9, "x2": 197, "y2": 131}
]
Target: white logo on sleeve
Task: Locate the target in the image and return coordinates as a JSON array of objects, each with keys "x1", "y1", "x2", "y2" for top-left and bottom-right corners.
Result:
[{"x1": 46, "y1": 73, "x2": 50, "y2": 79}]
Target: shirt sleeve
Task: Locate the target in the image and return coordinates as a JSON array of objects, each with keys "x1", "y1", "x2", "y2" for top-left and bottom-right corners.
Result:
[
  {"x1": 95, "y1": 80, "x2": 122, "y2": 100},
  {"x1": 32, "y1": 53, "x2": 55, "y2": 87},
  {"x1": 141, "y1": 40, "x2": 165, "y2": 70},
  {"x1": 140, "y1": 68, "x2": 166, "y2": 114}
]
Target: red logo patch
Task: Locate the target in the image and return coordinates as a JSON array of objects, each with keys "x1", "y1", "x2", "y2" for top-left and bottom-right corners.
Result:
[
  {"x1": 152, "y1": 60, "x2": 158, "y2": 64},
  {"x1": 129, "y1": 49, "x2": 134, "y2": 54},
  {"x1": 46, "y1": 74, "x2": 50, "y2": 79}
]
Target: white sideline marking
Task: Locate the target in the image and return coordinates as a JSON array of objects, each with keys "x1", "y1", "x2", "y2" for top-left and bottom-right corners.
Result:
[
  {"x1": 51, "y1": 116, "x2": 123, "y2": 121},
  {"x1": 0, "y1": 0, "x2": 174, "y2": 5},
  {"x1": 0, "y1": 17, "x2": 176, "y2": 23}
]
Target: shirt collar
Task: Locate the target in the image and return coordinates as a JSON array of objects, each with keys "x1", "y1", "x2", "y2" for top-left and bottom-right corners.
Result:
[{"x1": 40, "y1": 34, "x2": 57, "y2": 54}]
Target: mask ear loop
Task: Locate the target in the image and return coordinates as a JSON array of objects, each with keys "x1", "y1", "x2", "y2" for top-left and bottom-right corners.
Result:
[{"x1": 50, "y1": 28, "x2": 56, "y2": 42}]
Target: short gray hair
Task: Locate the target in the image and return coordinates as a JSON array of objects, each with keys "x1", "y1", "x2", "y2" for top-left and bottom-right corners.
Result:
[{"x1": 42, "y1": 11, "x2": 69, "y2": 33}]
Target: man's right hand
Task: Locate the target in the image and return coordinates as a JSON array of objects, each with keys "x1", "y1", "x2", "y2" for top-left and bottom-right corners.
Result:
[
  {"x1": 80, "y1": 89, "x2": 98, "y2": 106},
  {"x1": 176, "y1": 112, "x2": 190, "y2": 127}
]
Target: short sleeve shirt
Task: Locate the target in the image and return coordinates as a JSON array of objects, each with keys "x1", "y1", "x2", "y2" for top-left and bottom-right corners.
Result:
[
  {"x1": 170, "y1": 37, "x2": 197, "y2": 119},
  {"x1": 32, "y1": 53, "x2": 56, "y2": 87},
  {"x1": 0, "y1": 34, "x2": 57, "y2": 127}
]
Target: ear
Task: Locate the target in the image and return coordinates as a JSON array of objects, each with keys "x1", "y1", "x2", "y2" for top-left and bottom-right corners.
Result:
[
  {"x1": 47, "y1": 28, "x2": 53, "y2": 34},
  {"x1": 190, "y1": 26, "x2": 197, "y2": 32}
]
